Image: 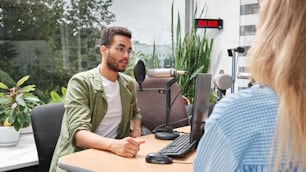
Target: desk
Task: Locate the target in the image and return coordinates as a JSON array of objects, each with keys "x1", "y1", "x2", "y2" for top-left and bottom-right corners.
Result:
[
  {"x1": 0, "y1": 133, "x2": 38, "y2": 171},
  {"x1": 59, "y1": 126, "x2": 194, "y2": 172}
]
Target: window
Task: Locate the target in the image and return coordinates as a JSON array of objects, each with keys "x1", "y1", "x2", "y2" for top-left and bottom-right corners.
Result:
[{"x1": 0, "y1": 0, "x2": 185, "y2": 102}]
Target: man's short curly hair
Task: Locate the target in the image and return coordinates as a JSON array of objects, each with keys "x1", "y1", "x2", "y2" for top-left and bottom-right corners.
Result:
[{"x1": 100, "y1": 26, "x2": 132, "y2": 46}]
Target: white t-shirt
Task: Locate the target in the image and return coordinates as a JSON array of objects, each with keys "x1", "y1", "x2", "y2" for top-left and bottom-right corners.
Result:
[{"x1": 95, "y1": 75, "x2": 122, "y2": 138}]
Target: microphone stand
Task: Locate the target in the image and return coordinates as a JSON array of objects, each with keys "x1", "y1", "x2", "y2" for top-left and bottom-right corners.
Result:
[
  {"x1": 154, "y1": 77, "x2": 180, "y2": 140},
  {"x1": 140, "y1": 77, "x2": 180, "y2": 140},
  {"x1": 228, "y1": 47, "x2": 245, "y2": 93},
  {"x1": 231, "y1": 51, "x2": 237, "y2": 93}
]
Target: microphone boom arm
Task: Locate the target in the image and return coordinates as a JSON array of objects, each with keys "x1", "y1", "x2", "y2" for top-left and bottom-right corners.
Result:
[
  {"x1": 139, "y1": 77, "x2": 177, "y2": 130},
  {"x1": 138, "y1": 76, "x2": 180, "y2": 140}
]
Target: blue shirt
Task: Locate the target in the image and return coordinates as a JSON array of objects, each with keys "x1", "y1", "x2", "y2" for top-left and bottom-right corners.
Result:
[{"x1": 193, "y1": 85, "x2": 279, "y2": 172}]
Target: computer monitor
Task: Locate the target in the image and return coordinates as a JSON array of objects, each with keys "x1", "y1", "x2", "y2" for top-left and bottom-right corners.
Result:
[{"x1": 189, "y1": 73, "x2": 212, "y2": 144}]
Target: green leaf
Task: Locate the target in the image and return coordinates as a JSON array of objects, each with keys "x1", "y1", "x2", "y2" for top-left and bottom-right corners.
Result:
[
  {"x1": 8, "y1": 109, "x2": 15, "y2": 124},
  {"x1": 0, "y1": 97, "x2": 14, "y2": 106},
  {"x1": 0, "y1": 109, "x2": 6, "y2": 115},
  {"x1": 17, "y1": 111, "x2": 26, "y2": 125},
  {"x1": 51, "y1": 91, "x2": 61, "y2": 101},
  {"x1": 0, "y1": 82, "x2": 9, "y2": 90},
  {"x1": 61, "y1": 87, "x2": 67, "y2": 96},
  {"x1": 0, "y1": 97, "x2": 9, "y2": 104},
  {"x1": 16, "y1": 75, "x2": 30, "y2": 87},
  {"x1": 10, "y1": 102, "x2": 17, "y2": 110},
  {"x1": 13, "y1": 121, "x2": 22, "y2": 132},
  {"x1": 16, "y1": 94, "x2": 26, "y2": 106},
  {"x1": 24, "y1": 96, "x2": 41, "y2": 102},
  {"x1": 0, "y1": 70, "x2": 16, "y2": 87},
  {"x1": 191, "y1": 66, "x2": 205, "y2": 79},
  {"x1": 19, "y1": 85, "x2": 36, "y2": 93}
]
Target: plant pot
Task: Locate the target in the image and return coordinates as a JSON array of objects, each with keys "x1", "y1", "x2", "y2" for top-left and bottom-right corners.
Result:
[{"x1": 0, "y1": 126, "x2": 20, "y2": 147}]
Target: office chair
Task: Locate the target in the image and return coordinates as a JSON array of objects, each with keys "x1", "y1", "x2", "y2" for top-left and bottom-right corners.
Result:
[
  {"x1": 135, "y1": 77, "x2": 189, "y2": 132},
  {"x1": 31, "y1": 103, "x2": 65, "y2": 172}
]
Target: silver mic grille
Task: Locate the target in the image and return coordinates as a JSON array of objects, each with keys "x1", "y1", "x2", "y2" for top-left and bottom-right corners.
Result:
[
  {"x1": 214, "y1": 74, "x2": 232, "y2": 90},
  {"x1": 147, "y1": 68, "x2": 177, "y2": 78}
]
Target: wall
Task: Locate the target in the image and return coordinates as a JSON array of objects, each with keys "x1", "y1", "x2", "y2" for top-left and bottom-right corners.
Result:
[{"x1": 195, "y1": 0, "x2": 259, "y2": 92}]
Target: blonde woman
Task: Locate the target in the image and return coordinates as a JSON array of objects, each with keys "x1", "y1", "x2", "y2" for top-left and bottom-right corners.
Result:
[{"x1": 193, "y1": 0, "x2": 306, "y2": 171}]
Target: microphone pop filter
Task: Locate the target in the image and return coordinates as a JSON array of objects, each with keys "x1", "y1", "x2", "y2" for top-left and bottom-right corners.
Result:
[{"x1": 134, "y1": 59, "x2": 146, "y2": 85}]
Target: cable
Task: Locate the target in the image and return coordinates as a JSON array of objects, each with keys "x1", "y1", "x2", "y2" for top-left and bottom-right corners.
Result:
[
  {"x1": 152, "y1": 77, "x2": 192, "y2": 134},
  {"x1": 152, "y1": 117, "x2": 189, "y2": 133},
  {"x1": 174, "y1": 131, "x2": 190, "y2": 135},
  {"x1": 170, "y1": 76, "x2": 192, "y2": 108}
]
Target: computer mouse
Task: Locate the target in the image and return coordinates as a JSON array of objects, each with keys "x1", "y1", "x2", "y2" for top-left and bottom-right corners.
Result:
[{"x1": 145, "y1": 152, "x2": 173, "y2": 164}]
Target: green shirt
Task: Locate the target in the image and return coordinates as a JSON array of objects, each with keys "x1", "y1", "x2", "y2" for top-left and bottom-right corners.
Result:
[{"x1": 49, "y1": 67, "x2": 141, "y2": 172}]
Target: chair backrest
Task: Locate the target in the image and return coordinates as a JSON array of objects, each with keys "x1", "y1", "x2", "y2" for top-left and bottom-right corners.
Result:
[
  {"x1": 31, "y1": 103, "x2": 65, "y2": 172},
  {"x1": 135, "y1": 77, "x2": 188, "y2": 131}
]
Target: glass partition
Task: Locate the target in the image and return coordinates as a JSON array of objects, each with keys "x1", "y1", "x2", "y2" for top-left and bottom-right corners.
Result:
[{"x1": 0, "y1": 0, "x2": 184, "y2": 102}]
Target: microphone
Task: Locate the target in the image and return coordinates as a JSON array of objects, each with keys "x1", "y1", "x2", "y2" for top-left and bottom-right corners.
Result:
[
  {"x1": 213, "y1": 73, "x2": 232, "y2": 90},
  {"x1": 147, "y1": 68, "x2": 188, "y2": 78},
  {"x1": 233, "y1": 47, "x2": 245, "y2": 53},
  {"x1": 213, "y1": 73, "x2": 232, "y2": 101},
  {"x1": 227, "y1": 47, "x2": 245, "y2": 56}
]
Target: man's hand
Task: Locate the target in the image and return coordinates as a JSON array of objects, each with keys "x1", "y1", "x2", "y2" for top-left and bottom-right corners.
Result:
[{"x1": 110, "y1": 137, "x2": 145, "y2": 157}]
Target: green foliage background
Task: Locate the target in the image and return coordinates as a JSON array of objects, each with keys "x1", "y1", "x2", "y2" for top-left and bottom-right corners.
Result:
[
  {"x1": 171, "y1": 2, "x2": 214, "y2": 101},
  {"x1": 0, "y1": 0, "x2": 115, "y2": 103},
  {"x1": 0, "y1": 1, "x2": 216, "y2": 104}
]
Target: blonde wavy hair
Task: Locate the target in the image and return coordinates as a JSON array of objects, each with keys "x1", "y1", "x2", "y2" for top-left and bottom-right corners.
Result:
[{"x1": 248, "y1": 0, "x2": 306, "y2": 171}]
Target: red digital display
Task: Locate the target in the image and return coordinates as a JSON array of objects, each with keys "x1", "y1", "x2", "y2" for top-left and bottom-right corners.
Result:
[{"x1": 195, "y1": 19, "x2": 223, "y2": 29}]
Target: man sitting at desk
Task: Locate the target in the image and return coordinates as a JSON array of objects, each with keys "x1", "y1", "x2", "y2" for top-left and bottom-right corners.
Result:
[{"x1": 50, "y1": 26, "x2": 145, "y2": 172}]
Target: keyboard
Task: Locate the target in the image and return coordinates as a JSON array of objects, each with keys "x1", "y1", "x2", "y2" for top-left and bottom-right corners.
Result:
[{"x1": 158, "y1": 134, "x2": 197, "y2": 157}]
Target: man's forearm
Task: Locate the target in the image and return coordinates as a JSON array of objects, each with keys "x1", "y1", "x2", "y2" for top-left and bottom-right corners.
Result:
[
  {"x1": 130, "y1": 119, "x2": 142, "y2": 137},
  {"x1": 74, "y1": 129, "x2": 144, "y2": 157},
  {"x1": 74, "y1": 130, "x2": 114, "y2": 151}
]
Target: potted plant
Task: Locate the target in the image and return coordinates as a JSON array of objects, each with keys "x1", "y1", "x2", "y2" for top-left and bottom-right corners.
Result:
[
  {"x1": 171, "y1": 3, "x2": 214, "y2": 100},
  {"x1": 0, "y1": 75, "x2": 42, "y2": 146}
]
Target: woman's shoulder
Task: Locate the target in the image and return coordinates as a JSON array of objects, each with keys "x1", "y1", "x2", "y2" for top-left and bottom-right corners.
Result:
[
  {"x1": 217, "y1": 85, "x2": 277, "y2": 111},
  {"x1": 208, "y1": 85, "x2": 278, "y2": 128},
  {"x1": 205, "y1": 85, "x2": 279, "y2": 160}
]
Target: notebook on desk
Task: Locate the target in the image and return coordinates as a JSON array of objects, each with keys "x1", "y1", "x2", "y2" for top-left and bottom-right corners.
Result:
[{"x1": 158, "y1": 73, "x2": 212, "y2": 157}]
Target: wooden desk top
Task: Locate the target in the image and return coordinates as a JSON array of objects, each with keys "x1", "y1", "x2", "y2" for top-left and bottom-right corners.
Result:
[{"x1": 58, "y1": 126, "x2": 194, "y2": 172}]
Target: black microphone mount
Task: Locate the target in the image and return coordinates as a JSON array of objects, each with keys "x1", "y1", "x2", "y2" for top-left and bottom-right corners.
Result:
[
  {"x1": 137, "y1": 77, "x2": 180, "y2": 140},
  {"x1": 134, "y1": 59, "x2": 180, "y2": 140},
  {"x1": 153, "y1": 77, "x2": 180, "y2": 140}
]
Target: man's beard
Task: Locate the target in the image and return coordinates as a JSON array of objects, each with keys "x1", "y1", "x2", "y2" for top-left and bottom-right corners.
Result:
[{"x1": 106, "y1": 53, "x2": 126, "y2": 72}]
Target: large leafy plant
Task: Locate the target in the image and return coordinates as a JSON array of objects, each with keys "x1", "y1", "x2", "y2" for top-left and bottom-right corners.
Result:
[
  {"x1": 172, "y1": 2, "x2": 214, "y2": 101},
  {"x1": 0, "y1": 75, "x2": 42, "y2": 131}
]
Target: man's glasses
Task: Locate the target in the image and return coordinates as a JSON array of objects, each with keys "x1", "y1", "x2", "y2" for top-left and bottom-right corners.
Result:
[{"x1": 107, "y1": 46, "x2": 132, "y2": 55}]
